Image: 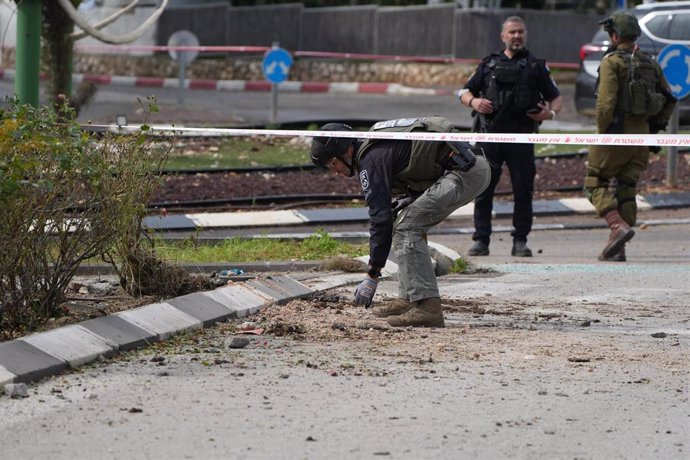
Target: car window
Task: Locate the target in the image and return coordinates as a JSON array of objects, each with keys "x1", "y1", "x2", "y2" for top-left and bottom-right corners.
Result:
[
  {"x1": 669, "y1": 12, "x2": 690, "y2": 40},
  {"x1": 640, "y1": 9, "x2": 690, "y2": 44},
  {"x1": 645, "y1": 13, "x2": 672, "y2": 39}
]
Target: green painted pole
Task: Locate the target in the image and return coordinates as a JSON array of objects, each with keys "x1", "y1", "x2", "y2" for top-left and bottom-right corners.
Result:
[{"x1": 16, "y1": 0, "x2": 42, "y2": 107}]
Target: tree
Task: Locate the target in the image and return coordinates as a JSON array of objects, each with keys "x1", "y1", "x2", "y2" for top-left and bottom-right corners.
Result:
[{"x1": 13, "y1": 0, "x2": 168, "y2": 115}]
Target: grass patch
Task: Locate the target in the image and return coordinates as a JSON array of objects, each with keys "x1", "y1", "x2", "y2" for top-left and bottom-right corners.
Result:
[
  {"x1": 165, "y1": 136, "x2": 311, "y2": 170},
  {"x1": 449, "y1": 257, "x2": 469, "y2": 274},
  {"x1": 153, "y1": 230, "x2": 368, "y2": 263}
]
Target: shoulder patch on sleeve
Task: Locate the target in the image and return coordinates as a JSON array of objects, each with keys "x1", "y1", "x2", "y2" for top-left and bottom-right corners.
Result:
[{"x1": 359, "y1": 170, "x2": 370, "y2": 192}]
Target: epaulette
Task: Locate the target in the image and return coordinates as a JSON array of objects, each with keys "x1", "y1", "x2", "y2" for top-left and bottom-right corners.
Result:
[{"x1": 481, "y1": 53, "x2": 501, "y2": 63}]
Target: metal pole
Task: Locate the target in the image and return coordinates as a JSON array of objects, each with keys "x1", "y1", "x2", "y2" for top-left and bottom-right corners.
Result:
[
  {"x1": 270, "y1": 41, "x2": 279, "y2": 125},
  {"x1": 271, "y1": 83, "x2": 278, "y2": 125},
  {"x1": 178, "y1": 57, "x2": 186, "y2": 105},
  {"x1": 666, "y1": 104, "x2": 679, "y2": 188},
  {"x1": 16, "y1": 0, "x2": 42, "y2": 107}
]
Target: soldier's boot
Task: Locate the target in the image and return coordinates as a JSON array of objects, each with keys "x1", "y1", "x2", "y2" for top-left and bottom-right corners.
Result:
[
  {"x1": 371, "y1": 298, "x2": 414, "y2": 318},
  {"x1": 387, "y1": 297, "x2": 444, "y2": 328},
  {"x1": 598, "y1": 244, "x2": 626, "y2": 262},
  {"x1": 600, "y1": 209, "x2": 635, "y2": 260}
]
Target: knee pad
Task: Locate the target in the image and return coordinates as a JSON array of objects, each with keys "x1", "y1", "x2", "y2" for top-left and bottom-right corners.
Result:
[
  {"x1": 584, "y1": 174, "x2": 608, "y2": 190},
  {"x1": 615, "y1": 182, "x2": 637, "y2": 201},
  {"x1": 584, "y1": 174, "x2": 608, "y2": 203}
]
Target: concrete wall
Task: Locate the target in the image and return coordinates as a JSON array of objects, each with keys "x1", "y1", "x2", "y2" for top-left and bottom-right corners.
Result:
[
  {"x1": 156, "y1": 4, "x2": 598, "y2": 63},
  {"x1": 454, "y1": 9, "x2": 598, "y2": 62},
  {"x1": 299, "y1": 6, "x2": 377, "y2": 54},
  {"x1": 0, "y1": 4, "x2": 600, "y2": 64},
  {"x1": 226, "y1": 4, "x2": 303, "y2": 50},
  {"x1": 377, "y1": 4, "x2": 455, "y2": 56}
]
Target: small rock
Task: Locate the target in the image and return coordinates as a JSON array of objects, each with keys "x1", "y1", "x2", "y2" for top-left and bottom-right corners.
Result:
[
  {"x1": 580, "y1": 321, "x2": 591, "y2": 327},
  {"x1": 4, "y1": 383, "x2": 29, "y2": 399},
  {"x1": 239, "y1": 322, "x2": 257, "y2": 331},
  {"x1": 651, "y1": 332, "x2": 667, "y2": 338},
  {"x1": 224, "y1": 337, "x2": 250, "y2": 349},
  {"x1": 205, "y1": 347, "x2": 221, "y2": 354}
]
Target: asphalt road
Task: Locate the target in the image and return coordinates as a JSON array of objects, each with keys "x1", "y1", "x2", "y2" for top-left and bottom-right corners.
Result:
[
  {"x1": 2, "y1": 78, "x2": 688, "y2": 459},
  {"x1": 0, "y1": 79, "x2": 594, "y2": 131},
  {"x1": 1, "y1": 220, "x2": 688, "y2": 459}
]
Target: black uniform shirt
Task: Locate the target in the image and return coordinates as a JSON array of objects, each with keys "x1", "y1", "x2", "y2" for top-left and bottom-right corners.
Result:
[
  {"x1": 463, "y1": 49, "x2": 560, "y2": 132},
  {"x1": 356, "y1": 140, "x2": 412, "y2": 269}
]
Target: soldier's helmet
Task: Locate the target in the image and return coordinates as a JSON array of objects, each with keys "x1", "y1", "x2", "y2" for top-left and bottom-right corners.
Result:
[
  {"x1": 309, "y1": 123, "x2": 355, "y2": 167},
  {"x1": 599, "y1": 11, "x2": 641, "y2": 40}
]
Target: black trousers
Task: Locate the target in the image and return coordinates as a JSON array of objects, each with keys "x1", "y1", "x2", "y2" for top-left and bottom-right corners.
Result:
[{"x1": 472, "y1": 142, "x2": 536, "y2": 244}]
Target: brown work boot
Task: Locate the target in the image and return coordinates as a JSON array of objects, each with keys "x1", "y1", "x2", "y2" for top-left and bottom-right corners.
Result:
[
  {"x1": 371, "y1": 298, "x2": 414, "y2": 318},
  {"x1": 387, "y1": 297, "x2": 444, "y2": 328},
  {"x1": 598, "y1": 245, "x2": 626, "y2": 262},
  {"x1": 600, "y1": 209, "x2": 635, "y2": 260}
]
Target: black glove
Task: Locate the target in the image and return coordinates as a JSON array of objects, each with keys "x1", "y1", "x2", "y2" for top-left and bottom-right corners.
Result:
[
  {"x1": 353, "y1": 278, "x2": 378, "y2": 307},
  {"x1": 391, "y1": 196, "x2": 414, "y2": 217}
]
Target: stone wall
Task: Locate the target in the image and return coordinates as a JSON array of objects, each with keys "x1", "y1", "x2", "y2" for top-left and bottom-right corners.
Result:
[{"x1": 2, "y1": 50, "x2": 574, "y2": 87}]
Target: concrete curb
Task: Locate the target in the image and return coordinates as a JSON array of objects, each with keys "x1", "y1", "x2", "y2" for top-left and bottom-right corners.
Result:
[
  {"x1": 0, "y1": 274, "x2": 339, "y2": 387},
  {"x1": 0, "y1": 246, "x2": 427, "y2": 388},
  {"x1": 0, "y1": 68, "x2": 451, "y2": 96},
  {"x1": 143, "y1": 191, "x2": 690, "y2": 231}
]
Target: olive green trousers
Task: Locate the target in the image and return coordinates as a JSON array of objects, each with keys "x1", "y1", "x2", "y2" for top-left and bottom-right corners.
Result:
[
  {"x1": 584, "y1": 145, "x2": 649, "y2": 225},
  {"x1": 393, "y1": 156, "x2": 490, "y2": 302}
]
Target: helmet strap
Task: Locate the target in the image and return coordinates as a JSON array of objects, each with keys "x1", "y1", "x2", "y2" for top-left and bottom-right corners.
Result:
[{"x1": 340, "y1": 154, "x2": 356, "y2": 177}]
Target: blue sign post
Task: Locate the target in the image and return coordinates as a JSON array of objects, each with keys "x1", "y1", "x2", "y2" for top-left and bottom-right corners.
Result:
[
  {"x1": 658, "y1": 44, "x2": 690, "y2": 100},
  {"x1": 263, "y1": 45, "x2": 293, "y2": 123},
  {"x1": 657, "y1": 44, "x2": 690, "y2": 186}
]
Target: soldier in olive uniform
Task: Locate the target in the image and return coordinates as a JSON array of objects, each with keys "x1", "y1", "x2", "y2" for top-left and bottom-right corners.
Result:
[{"x1": 586, "y1": 11, "x2": 676, "y2": 261}]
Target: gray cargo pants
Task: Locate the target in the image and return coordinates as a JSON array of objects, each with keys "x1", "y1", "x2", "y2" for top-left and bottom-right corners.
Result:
[{"x1": 393, "y1": 155, "x2": 490, "y2": 302}]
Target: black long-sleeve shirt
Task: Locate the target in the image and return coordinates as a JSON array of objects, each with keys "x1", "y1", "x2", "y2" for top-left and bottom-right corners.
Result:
[{"x1": 356, "y1": 140, "x2": 412, "y2": 269}]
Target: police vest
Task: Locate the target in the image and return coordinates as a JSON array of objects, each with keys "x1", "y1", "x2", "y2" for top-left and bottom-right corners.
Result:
[
  {"x1": 611, "y1": 48, "x2": 665, "y2": 117},
  {"x1": 483, "y1": 52, "x2": 543, "y2": 116},
  {"x1": 356, "y1": 117, "x2": 454, "y2": 194}
]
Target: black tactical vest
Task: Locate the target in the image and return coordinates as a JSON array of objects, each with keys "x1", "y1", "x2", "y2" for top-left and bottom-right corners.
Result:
[
  {"x1": 481, "y1": 52, "x2": 542, "y2": 130},
  {"x1": 356, "y1": 117, "x2": 454, "y2": 194}
]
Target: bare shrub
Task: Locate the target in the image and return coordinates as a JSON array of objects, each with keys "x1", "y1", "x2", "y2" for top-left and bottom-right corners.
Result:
[{"x1": 0, "y1": 97, "x2": 204, "y2": 334}]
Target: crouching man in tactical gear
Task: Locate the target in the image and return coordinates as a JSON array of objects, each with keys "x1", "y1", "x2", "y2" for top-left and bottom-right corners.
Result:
[
  {"x1": 586, "y1": 11, "x2": 676, "y2": 261},
  {"x1": 310, "y1": 117, "x2": 490, "y2": 327}
]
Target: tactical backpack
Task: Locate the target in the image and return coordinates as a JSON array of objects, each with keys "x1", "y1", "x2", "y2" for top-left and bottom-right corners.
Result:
[{"x1": 615, "y1": 48, "x2": 666, "y2": 117}]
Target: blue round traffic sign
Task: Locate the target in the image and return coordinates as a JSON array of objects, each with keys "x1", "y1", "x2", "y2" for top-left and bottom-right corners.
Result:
[
  {"x1": 262, "y1": 48, "x2": 293, "y2": 84},
  {"x1": 658, "y1": 44, "x2": 690, "y2": 100}
]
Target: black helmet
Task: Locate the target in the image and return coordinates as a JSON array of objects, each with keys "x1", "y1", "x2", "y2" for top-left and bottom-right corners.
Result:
[
  {"x1": 599, "y1": 11, "x2": 641, "y2": 40},
  {"x1": 310, "y1": 123, "x2": 355, "y2": 167}
]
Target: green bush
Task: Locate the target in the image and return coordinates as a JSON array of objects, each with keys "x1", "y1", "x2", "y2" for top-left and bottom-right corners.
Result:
[{"x1": 0, "y1": 97, "x2": 174, "y2": 333}]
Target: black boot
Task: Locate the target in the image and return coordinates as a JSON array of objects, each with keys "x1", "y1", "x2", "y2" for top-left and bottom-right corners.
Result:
[{"x1": 511, "y1": 240, "x2": 532, "y2": 257}]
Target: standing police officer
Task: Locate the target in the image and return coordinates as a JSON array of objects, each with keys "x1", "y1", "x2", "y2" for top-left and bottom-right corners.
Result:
[
  {"x1": 586, "y1": 12, "x2": 676, "y2": 261},
  {"x1": 310, "y1": 117, "x2": 490, "y2": 328},
  {"x1": 459, "y1": 16, "x2": 562, "y2": 257}
]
